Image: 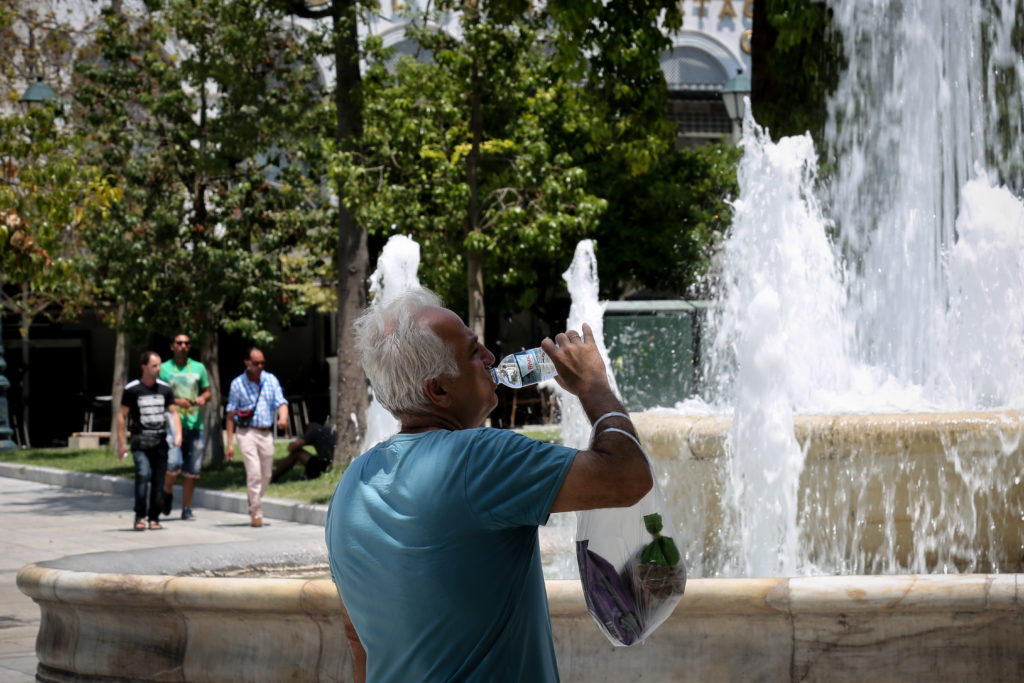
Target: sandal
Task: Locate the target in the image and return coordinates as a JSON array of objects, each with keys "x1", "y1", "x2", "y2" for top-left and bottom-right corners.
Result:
[
  {"x1": 148, "y1": 520, "x2": 163, "y2": 530},
  {"x1": 134, "y1": 518, "x2": 146, "y2": 531}
]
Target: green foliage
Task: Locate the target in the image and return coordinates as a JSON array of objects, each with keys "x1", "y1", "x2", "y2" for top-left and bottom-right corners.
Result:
[
  {"x1": 73, "y1": 7, "x2": 190, "y2": 340},
  {"x1": 547, "y1": 0, "x2": 682, "y2": 176},
  {"x1": 0, "y1": 104, "x2": 119, "y2": 333},
  {"x1": 336, "y1": 8, "x2": 606, "y2": 316},
  {"x1": 74, "y1": 0, "x2": 335, "y2": 344},
  {"x1": 335, "y1": 0, "x2": 733, "y2": 316},
  {"x1": 753, "y1": 0, "x2": 844, "y2": 141},
  {"x1": 545, "y1": 0, "x2": 735, "y2": 299},
  {"x1": 593, "y1": 142, "x2": 740, "y2": 298},
  {"x1": 640, "y1": 513, "x2": 681, "y2": 567}
]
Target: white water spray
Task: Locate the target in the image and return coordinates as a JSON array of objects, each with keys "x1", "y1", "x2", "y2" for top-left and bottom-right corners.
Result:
[
  {"x1": 361, "y1": 234, "x2": 422, "y2": 451},
  {"x1": 556, "y1": 240, "x2": 620, "y2": 450},
  {"x1": 697, "y1": 1, "x2": 1024, "y2": 576}
]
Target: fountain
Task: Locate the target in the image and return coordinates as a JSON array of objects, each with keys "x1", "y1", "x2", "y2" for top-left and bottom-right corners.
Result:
[
  {"x1": 684, "y1": 0, "x2": 1024, "y2": 578},
  {"x1": 16, "y1": 2, "x2": 1024, "y2": 680},
  {"x1": 360, "y1": 234, "x2": 421, "y2": 451}
]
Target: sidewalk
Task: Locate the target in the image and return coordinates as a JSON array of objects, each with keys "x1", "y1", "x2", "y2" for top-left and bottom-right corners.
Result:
[{"x1": 0, "y1": 470, "x2": 329, "y2": 682}]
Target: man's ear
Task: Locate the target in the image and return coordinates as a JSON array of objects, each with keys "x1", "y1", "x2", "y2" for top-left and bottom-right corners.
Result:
[{"x1": 424, "y1": 377, "x2": 451, "y2": 408}]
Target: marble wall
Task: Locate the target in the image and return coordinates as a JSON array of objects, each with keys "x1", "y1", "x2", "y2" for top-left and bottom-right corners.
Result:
[{"x1": 18, "y1": 560, "x2": 1024, "y2": 682}]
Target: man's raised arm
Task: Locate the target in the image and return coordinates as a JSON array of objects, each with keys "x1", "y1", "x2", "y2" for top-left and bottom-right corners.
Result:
[{"x1": 544, "y1": 324, "x2": 652, "y2": 513}]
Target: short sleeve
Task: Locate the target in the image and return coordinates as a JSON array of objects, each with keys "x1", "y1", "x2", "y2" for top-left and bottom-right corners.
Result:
[
  {"x1": 271, "y1": 376, "x2": 288, "y2": 408},
  {"x1": 197, "y1": 362, "x2": 210, "y2": 389},
  {"x1": 463, "y1": 429, "x2": 576, "y2": 530},
  {"x1": 164, "y1": 387, "x2": 175, "y2": 408},
  {"x1": 225, "y1": 379, "x2": 240, "y2": 412},
  {"x1": 120, "y1": 388, "x2": 132, "y2": 408}
]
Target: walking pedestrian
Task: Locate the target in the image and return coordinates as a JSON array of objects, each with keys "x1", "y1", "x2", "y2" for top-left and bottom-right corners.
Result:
[
  {"x1": 117, "y1": 351, "x2": 182, "y2": 531},
  {"x1": 225, "y1": 347, "x2": 288, "y2": 527}
]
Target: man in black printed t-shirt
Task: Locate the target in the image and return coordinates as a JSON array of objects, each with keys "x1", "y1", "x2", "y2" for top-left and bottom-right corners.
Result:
[{"x1": 117, "y1": 351, "x2": 182, "y2": 530}]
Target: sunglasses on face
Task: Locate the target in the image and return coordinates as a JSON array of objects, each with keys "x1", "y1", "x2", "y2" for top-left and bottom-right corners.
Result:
[{"x1": 174, "y1": 340, "x2": 191, "y2": 346}]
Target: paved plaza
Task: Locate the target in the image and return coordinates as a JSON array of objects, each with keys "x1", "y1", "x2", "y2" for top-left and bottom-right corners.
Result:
[{"x1": 0, "y1": 475, "x2": 327, "y2": 682}]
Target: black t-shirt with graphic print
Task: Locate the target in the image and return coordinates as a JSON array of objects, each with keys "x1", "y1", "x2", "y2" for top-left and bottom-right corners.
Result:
[{"x1": 122, "y1": 379, "x2": 175, "y2": 450}]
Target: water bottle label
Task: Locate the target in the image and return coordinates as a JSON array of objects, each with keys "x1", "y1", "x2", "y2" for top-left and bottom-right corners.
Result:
[{"x1": 515, "y1": 350, "x2": 542, "y2": 386}]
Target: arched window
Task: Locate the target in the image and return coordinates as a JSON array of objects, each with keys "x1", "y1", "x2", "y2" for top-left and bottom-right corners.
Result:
[{"x1": 660, "y1": 42, "x2": 738, "y2": 148}]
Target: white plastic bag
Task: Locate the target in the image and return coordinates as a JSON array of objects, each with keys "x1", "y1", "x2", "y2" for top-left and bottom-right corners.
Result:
[{"x1": 576, "y1": 453, "x2": 686, "y2": 647}]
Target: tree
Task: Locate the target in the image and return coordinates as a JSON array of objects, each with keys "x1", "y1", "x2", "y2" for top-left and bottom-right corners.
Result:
[
  {"x1": 751, "y1": 0, "x2": 844, "y2": 142},
  {"x1": 0, "y1": 103, "x2": 118, "y2": 445},
  {"x1": 278, "y1": 0, "x2": 371, "y2": 466},
  {"x1": 543, "y1": 0, "x2": 738, "y2": 300},
  {"x1": 75, "y1": 0, "x2": 334, "y2": 461},
  {"x1": 593, "y1": 142, "x2": 740, "y2": 299},
  {"x1": 73, "y1": 6, "x2": 190, "y2": 448},
  {"x1": 335, "y1": 4, "x2": 607, "y2": 341}
]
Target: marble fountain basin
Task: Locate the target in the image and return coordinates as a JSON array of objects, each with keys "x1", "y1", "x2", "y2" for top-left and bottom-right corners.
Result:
[{"x1": 17, "y1": 411, "x2": 1024, "y2": 681}]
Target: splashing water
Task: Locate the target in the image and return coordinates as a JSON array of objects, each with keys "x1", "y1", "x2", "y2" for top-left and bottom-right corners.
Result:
[
  {"x1": 696, "y1": 2, "x2": 1024, "y2": 576},
  {"x1": 542, "y1": 240, "x2": 624, "y2": 580},
  {"x1": 708, "y1": 111, "x2": 852, "y2": 577},
  {"x1": 361, "y1": 234, "x2": 421, "y2": 451},
  {"x1": 826, "y1": 0, "x2": 1024, "y2": 401},
  {"x1": 555, "y1": 240, "x2": 621, "y2": 450}
]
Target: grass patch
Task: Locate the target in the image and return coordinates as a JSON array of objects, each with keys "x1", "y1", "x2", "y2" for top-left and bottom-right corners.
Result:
[
  {"x1": 0, "y1": 427, "x2": 561, "y2": 506},
  {"x1": 0, "y1": 443, "x2": 343, "y2": 506},
  {"x1": 511, "y1": 425, "x2": 562, "y2": 443}
]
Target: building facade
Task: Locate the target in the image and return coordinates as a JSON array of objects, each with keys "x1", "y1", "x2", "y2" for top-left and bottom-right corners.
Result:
[{"x1": 364, "y1": 0, "x2": 753, "y2": 148}]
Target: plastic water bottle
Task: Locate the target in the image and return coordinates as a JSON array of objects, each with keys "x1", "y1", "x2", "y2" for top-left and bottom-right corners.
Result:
[{"x1": 491, "y1": 347, "x2": 557, "y2": 388}]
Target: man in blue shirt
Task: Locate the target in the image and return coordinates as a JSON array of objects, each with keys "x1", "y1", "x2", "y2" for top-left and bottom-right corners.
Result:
[
  {"x1": 326, "y1": 288, "x2": 652, "y2": 681},
  {"x1": 225, "y1": 347, "x2": 289, "y2": 527}
]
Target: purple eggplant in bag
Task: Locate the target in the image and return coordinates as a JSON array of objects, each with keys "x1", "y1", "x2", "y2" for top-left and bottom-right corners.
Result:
[{"x1": 576, "y1": 540, "x2": 644, "y2": 645}]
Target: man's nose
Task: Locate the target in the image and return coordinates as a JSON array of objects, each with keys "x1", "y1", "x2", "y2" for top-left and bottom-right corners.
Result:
[{"x1": 482, "y1": 346, "x2": 496, "y2": 366}]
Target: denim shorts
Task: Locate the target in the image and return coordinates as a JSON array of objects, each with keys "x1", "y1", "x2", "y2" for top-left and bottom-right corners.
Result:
[{"x1": 167, "y1": 428, "x2": 205, "y2": 477}]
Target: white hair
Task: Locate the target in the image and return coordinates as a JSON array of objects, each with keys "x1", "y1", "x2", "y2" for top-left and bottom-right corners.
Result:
[{"x1": 353, "y1": 287, "x2": 459, "y2": 416}]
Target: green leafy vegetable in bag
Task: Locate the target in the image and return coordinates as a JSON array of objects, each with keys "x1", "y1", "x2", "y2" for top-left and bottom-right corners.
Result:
[{"x1": 640, "y1": 513, "x2": 680, "y2": 567}]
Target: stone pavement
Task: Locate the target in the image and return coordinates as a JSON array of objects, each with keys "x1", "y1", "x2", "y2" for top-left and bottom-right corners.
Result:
[{"x1": 0, "y1": 474, "x2": 328, "y2": 682}]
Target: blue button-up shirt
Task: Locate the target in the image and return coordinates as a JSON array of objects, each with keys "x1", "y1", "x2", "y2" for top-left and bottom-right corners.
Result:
[{"x1": 226, "y1": 371, "x2": 287, "y2": 428}]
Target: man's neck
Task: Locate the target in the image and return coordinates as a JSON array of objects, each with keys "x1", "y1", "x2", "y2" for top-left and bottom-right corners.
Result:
[
  {"x1": 399, "y1": 411, "x2": 466, "y2": 434},
  {"x1": 173, "y1": 355, "x2": 189, "y2": 368},
  {"x1": 140, "y1": 375, "x2": 156, "y2": 388},
  {"x1": 246, "y1": 370, "x2": 262, "y2": 383}
]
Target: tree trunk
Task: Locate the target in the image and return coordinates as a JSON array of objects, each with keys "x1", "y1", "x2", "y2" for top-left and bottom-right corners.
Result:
[
  {"x1": 19, "y1": 301, "x2": 30, "y2": 448},
  {"x1": 200, "y1": 334, "x2": 225, "y2": 466},
  {"x1": 109, "y1": 307, "x2": 127, "y2": 453},
  {"x1": 750, "y1": 0, "x2": 777, "y2": 116},
  {"x1": 466, "y1": 25, "x2": 486, "y2": 342},
  {"x1": 330, "y1": 0, "x2": 370, "y2": 467},
  {"x1": 467, "y1": 250, "x2": 485, "y2": 341}
]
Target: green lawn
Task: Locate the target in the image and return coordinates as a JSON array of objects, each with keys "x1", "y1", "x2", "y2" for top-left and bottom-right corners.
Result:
[
  {"x1": 0, "y1": 443, "x2": 343, "y2": 505},
  {"x1": 0, "y1": 426, "x2": 561, "y2": 507}
]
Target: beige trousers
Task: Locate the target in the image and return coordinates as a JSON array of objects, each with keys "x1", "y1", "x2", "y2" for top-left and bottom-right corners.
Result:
[{"x1": 237, "y1": 427, "x2": 274, "y2": 519}]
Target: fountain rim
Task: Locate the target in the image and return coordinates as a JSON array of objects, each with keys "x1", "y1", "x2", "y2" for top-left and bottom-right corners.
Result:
[{"x1": 17, "y1": 541, "x2": 1024, "y2": 617}]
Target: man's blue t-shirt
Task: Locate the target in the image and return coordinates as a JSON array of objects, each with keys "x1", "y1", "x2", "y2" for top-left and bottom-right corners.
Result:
[{"x1": 325, "y1": 427, "x2": 576, "y2": 682}]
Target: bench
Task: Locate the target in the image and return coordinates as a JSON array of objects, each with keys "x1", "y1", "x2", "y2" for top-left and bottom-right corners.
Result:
[{"x1": 68, "y1": 432, "x2": 111, "y2": 449}]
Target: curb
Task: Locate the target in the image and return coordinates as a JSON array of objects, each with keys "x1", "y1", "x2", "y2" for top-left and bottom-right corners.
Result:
[{"x1": 0, "y1": 461, "x2": 327, "y2": 526}]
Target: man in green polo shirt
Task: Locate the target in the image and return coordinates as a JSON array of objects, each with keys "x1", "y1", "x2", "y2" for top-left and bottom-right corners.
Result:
[{"x1": 159, "y1": 333, "x2": 211, "y2": 521}]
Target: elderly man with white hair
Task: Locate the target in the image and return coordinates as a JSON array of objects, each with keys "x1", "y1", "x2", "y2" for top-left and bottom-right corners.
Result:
[{"x1": 326, "y1": 288, "x2": 651, "y2": 682}]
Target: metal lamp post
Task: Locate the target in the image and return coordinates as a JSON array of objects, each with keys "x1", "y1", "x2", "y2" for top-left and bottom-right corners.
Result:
[
  {"x1": 0, "y1": 76, "x2": 60, "y2": 450},
  {"x1": 721, "y1": 72, "x2": 751, "y2": 144}
]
